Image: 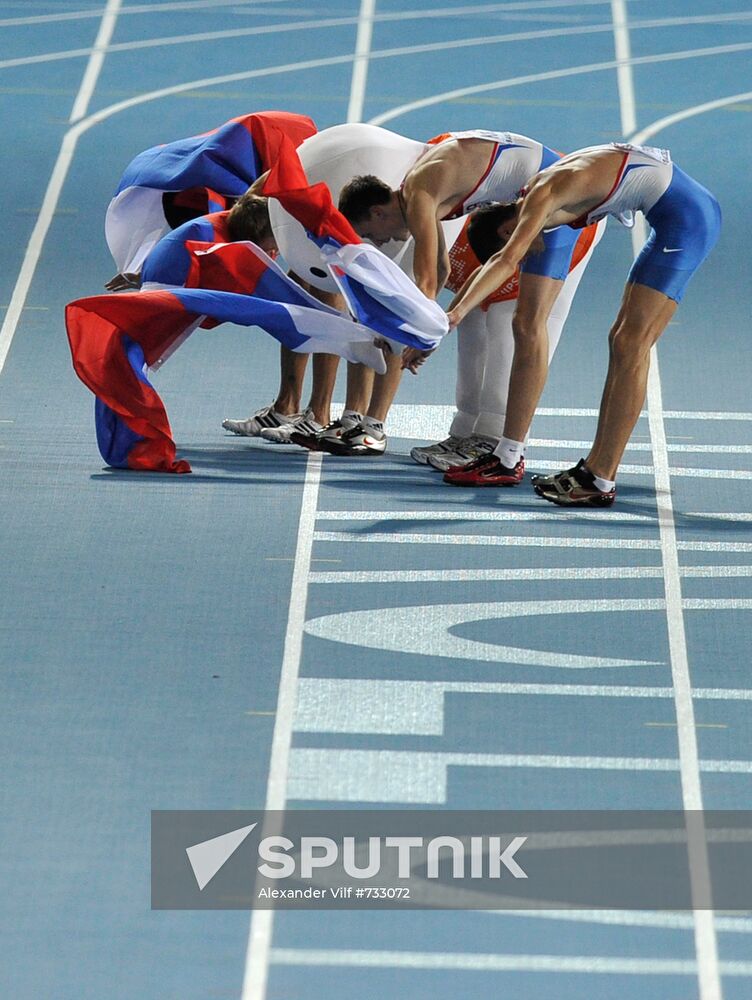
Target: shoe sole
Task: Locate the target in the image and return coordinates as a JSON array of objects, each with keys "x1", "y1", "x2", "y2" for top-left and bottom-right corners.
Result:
[
  {"x1": 320, "y1": 442, "x2": 386, "y2": 456},
  {"x1": 223, "y1": 425, "x2": 262, "y2": 437},
  {"x1": 444, "y1": 475, "x2": 522, "y2": 487},
  {"x1": 536, "y1": 489, "x2": 615, "y2": 508}
]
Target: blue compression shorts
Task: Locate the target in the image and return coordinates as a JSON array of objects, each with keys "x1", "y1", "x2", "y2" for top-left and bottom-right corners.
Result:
[
  {"x1": 520, "y1": 221, "x2": 580, "y2": 281},
  {"x1": 629, "y1": 165, "x2": 721, "y2": 302}
]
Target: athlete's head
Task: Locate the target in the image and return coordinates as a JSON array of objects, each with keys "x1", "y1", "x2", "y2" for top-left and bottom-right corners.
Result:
[
  {"x1": 227, "y1": 193, "x2": 278, "y2": 255},
  {"x1": 466, "y1": 202, "x2": 521, "y2": 262},
  {"x1": 338, "y1": 175, "x2": 408, "y2": 246}
]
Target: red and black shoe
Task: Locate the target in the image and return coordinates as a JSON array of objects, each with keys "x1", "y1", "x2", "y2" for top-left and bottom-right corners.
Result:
[
  {"x1": 443, "y1": 453, "x2": 524, "y2": 487},
  {"x1": 533, "y1": 458, "x2": 616, "y2": 507}
]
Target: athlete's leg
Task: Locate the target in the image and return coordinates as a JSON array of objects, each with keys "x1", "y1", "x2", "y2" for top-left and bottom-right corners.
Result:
[
  {"x1": 274, "y1": 345, "x2": 308, "y2": 414},
  {"x1": 472, "y1": 299, "x2": 515, "y2": 441},
  {"x1": 586, "y1": 282, "x2": 677, "y2": 480},
  {"x1": 306, "y1": 353, "x2": 340, "y2": 426},
  {"x1": 501, "y1": 273, "x2": 564, "y2": 442},
  {"x1": 367, "y1": 351, "x2": 404, "y2": 423},
  {"x1": 450, "y1": 306, "x2": 487, "y2": 439},
  {"x1": 342, "y1": 361, "x2": 375, "y2": 416}
]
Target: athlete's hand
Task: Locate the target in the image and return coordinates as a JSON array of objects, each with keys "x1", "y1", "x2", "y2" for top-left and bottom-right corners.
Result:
[
  {"x1": 105, "y1": 271, "x2": 141, "y2": 291},
  {"x1": 446, "y1": 306, "x2": 464, "y2": 329},
  {"x1": 401, "y1": 346, "x2": 434, "y2": 374}
]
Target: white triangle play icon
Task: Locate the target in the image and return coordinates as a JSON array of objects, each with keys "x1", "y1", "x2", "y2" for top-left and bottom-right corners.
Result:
[{"x1": 186, "y1": 823, "x2": 257, "y2": 891}]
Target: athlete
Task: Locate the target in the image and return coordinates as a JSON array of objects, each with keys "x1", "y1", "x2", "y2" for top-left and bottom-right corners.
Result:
[
  {"x1": 409, "y1": 213, "x2": 602, "y2": 476},
  {"x1": 337, "y1": 130, "x2": 598, "y2": 481},
  {"x1": 447, "y1": 142, "x2": 721, "y2": 506},
  {"x1": 222, "y1": 123, "x2": 458, "y2": 452}
]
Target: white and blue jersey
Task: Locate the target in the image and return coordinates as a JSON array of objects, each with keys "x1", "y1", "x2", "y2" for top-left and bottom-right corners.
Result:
[
  {"x1": 435, "y1": 130, "x2": 581, "y2": 281},
  {"x1": 567, "y1": 143, "x2": 721, "y2": 302}
]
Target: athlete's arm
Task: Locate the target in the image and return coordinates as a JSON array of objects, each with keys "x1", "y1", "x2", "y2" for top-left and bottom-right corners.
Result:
[
  {"x1": 435, "y1": 219, "x2": 450, "y2": 293},
  {"x1": 404, "y1": 187, "x2": 443, "y2": 298}
]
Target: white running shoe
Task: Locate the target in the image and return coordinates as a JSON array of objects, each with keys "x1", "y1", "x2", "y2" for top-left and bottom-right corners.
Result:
[
  {"x1": 222, "y1": 404, "x2": 300, "y2": 437},
  {"x1": 410, "y1": 435, "x2": 465, "y2": 466},
  {"x1": 427, "y1": 435, "x2": 496, "y2": 471},
  {"x1": 260, "y1": 408, "x2": 322, "y2": 444}
]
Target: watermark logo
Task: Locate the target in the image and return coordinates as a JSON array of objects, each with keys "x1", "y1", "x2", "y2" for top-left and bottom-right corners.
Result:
[{"x1": 152, "y1": 810, "x2": 752, "y2": 911}]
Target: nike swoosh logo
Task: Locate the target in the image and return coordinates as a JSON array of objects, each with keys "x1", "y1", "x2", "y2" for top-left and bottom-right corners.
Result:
[{"x1": 662, "y1": 247, "x2": 683, "y2": 253}]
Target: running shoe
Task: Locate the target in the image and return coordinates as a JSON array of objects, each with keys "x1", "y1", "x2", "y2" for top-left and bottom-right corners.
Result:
[
  {"x1": 260, "y1": 408, "x2": 322, "y2": 444},
  {"x1": 410, "y1": 435, "x2": 465, "y2": 466},
  {"x1": 533, "y1": 458, "x2": 616, "y2": 507},
  {"x1": 291, "y1": 413, "x2": 362, "y2": 451},
  {"x1": 427, "y1": 435, "x2": 495, "y2": 472},
  {"x1": 321, "y1": 422, "x2": 387, "y2": 455},
  {"x1": 444, "y1": 453, "x2": 524, "y2": 487},
  {"x1": 221, "y1": 404, "x2": 299, "y2": 437}
]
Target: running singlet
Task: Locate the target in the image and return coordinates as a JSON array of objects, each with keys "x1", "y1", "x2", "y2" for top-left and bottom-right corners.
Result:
[
  {"x1": 425, "y1": 130, "x2": 559, "y2": 219},
  {"x1": 567, "y1": 143, "x2": 673, "y2": 228},
  {"x1": 446, "y1": 217, "x2": 599, "y2": 309},
  {"x1": 563, "y1": 143, "x2": 720, "y2": 302}
]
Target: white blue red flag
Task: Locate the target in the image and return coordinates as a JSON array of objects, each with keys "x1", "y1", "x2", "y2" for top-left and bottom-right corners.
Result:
[
  {"x1": 106, "y1": 111, "x2": 315, "y2": 274},
  {"x1": 263, "y1": 136, "x2": 449, "y2": 351},
  {"x1": 140, "y1": 211, "x2": 230, "y2": 288},
  {"x1": 66, "y1": 242, "x2": 384, "y2": 473}
]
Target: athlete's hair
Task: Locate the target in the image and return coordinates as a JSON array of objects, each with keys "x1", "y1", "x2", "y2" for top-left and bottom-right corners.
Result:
[
  {"x1": 227, "y1": 192, "x2": 273, "y2": 244},
  {"x1": 467, "y1": 202, "x2": 518, "y2": 263},
  {"x1": 338, "y1": 175, "x2": 392, "y2": 224}
]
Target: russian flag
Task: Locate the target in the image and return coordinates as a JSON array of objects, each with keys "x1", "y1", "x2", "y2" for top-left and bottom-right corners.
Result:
[
  {"x1": 106, "y1": 111, "x2": 316, "y2": 274},
  {"x1": 263, "y1": 135, "x2": 449, "y2": 351},
  {"x1": 66, "y1": 242, "x2": 384, "y2": 473},
  {"x1": 140, "y1": 211, "x2": 230, "y2": 289}
]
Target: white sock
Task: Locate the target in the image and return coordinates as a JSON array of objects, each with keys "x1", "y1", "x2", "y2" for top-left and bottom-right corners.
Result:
[
  {"x1": 592, "y1": 472, "x2": 616, "y2": 492},
  {"x1": 341, "y1": 409, "x2": 362, "y2": 425},
  {"x1": 362, "y1": 415, "x2": 385, "y2": 436},
  {"x1": 495, "y1": 436, "x2": 525, "y2": 467}
]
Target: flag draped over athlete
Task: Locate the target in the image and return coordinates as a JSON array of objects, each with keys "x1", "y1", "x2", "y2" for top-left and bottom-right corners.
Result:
[{"x1": 68, "y1": 124, "x2": 449, "y2": 473}]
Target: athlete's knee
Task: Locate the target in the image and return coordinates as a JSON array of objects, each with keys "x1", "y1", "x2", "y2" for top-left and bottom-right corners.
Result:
[
  {"x1": 511, "y1": 312, "x2": 548, "y2": 351},
  {"x1": 607, "y1": 317, "x2": 662, "y2": 365}
]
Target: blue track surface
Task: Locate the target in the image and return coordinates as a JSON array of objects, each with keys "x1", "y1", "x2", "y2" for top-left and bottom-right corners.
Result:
[{"x1": 1, "y1": 2, "x2": 751, "y2": 998}]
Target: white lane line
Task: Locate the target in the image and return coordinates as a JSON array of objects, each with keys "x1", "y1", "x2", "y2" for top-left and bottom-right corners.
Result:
[
  {"x1": 240, "y1": 455, "x2": 322, "y2": 1000},
  {"x1": 306, "y1": 678, "x2": 752, "y2": 703},
  {"x1": 630, "y1": 90, "x2": 752, "y2": 146},
  {"x1": 388, "y1": 403, "x2": 752, "y2": 421},
  {"x1": 308, "y1": 566, "x2": 752, "y2": 583},
  {"x1": 664, "y1": 410, "x2": 752, "y2": 420},
  {"x1": 617, "y1": 14, "x2": 722, "y2": 996},
  {"x1": 0, "y1": 0, "x2": 295, "y2": 28},
  {"x1": 0, "y1": 0, "x2": 123, "y2": 378},
  {"x1": 493, "y1": 909, "x2": 752, "y2": 934},
  {"x1": 0, "y1": 0, "x2": 615, "y2": 30},
  {"x1": 242, "y1": 3, "x2": 376, "y2": 992},
  {"x1": 315, "y1": 509, "x2": 655, "y2": 522},
  {"x1": 530, "y1": 461, "x2": 752, "y2": 478},
  {"x1": 532, "y1": 439, "x2": 752, "y2": 453},
  {"x1": 313, "y1": 532, "x2": 752, "y2": 552},
  {"x1": 346, "y1": 0, "x2": 375, "y2": 124},
  {"x1": 611, "y1": 0, "x2": 636, "y2": 135},
  {"x1": 367, "y1": 41, "x2": 752, "y2": 127},
  {"x1": 69, "y1": 0, "x2": 121, "y2": 123},
  {"x1": 270, "y1": 949, "x2": 752, "y2": 976},
  {"x1": 688, "y1": 513, "x2": 752, "y2": 521},
  {"x1": 313, "y1": 530, "x2": 662, "y2": 549},
  {"x1": 4, "y1": 14, "x2": 752, "y2": 73}
]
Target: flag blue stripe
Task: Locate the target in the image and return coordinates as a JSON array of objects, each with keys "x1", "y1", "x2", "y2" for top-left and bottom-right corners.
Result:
[{"x1": 115, "y1": 121, "x2": 259, "y2": 196}]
